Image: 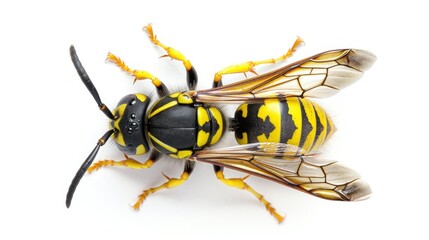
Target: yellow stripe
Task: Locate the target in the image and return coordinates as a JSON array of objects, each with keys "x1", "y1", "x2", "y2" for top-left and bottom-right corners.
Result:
[
  {"x1": 169, "y1": 92, "x2": 180, "y2": 98},
  {"x1": 135, "y1": 93, "x2": 147, "y2": 102},
  {"x1": 237, "y1": 103, "x2": 248, "y2": 118},
  {"x1": 148, "y1": 132, "x2": 178, "y2": 153},
  {"x1": 300, "y1": 98, "x2": 317, "y2": 152},
  {"x1": 209, "y1": 107, "x2": 224, "y2": 145},
  {"x1": 237, "y1": 132, "x2": 248, "y2": 145},
  {"x1": 286, "y1": 97, "x2": 302, "y2": 147},
  {"x1": 113, "y1": 104, "x2": 127, "y2": 146},
  {"x1": 310, "y1": 102, "x2": 327, "y2": 152},
  {"x1": 178, "y1": 93, "x2": 193, "y2": 104},
  {"x1": 325, "y1": 115, "x2": 336, "y2": 142},
  {"x1": 256, "y1": 99, "x2": 281, "y2": 142},
  {"x1": 197, "y1": 130, "x2": 210, "y2": 147},
  {"x1": 169, "y1": 151, "x2": 193, "y2": 159},
  {"x1": 197, "y1": 107, "x2": 209, "y2": 127},
  {"x1": 152, "y1": 78, "x2": 162, "y2": 87},
  {"x1": 115, "y1": 132, "x2": 126, "y2": 147},
  {"x1": 197, "y1": 107, "x2": 210, "y2": 147},
  {"x1": 135, "y1": 144, "x2": 147, "y2": 155},
  {"x1": 177, "y1": 150, "x2": 193, "y2": 159},
  {"x1": 148, "y1": 100, "x2": 178, "y2": 118}
]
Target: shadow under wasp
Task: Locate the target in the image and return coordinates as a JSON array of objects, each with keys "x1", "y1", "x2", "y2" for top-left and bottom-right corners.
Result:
[{"x1": 66, "y1": 24, "x2": 376, "y2": 223}]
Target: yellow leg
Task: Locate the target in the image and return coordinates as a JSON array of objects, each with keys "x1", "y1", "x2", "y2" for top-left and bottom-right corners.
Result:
[
  {"x1": 133, "y1": 161, "x2": 195, "y2": 210},
  {"x1": 87, "y1": 150, "x2": 160, "y2": 173},
  {"x1": 106, "y1": 52, "x2": 162, "y2": 86},
  {"x1": 214, "y1": 166, "x2": 284, "y2": 223},
  {"x1": 144, "y1": 24, "x2": 193, "y2": 71},
  {"x1": 144, "y1": 24, "x2": 198, "y2": 90},
  {"x1": 106, "y1": 52, "x2": 169, "y2": 96},
  {"x1": 213, "y1": 36, "x2": 303, "y2": 87}
]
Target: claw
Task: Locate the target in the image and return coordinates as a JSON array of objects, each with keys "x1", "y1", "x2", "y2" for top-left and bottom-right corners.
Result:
[
  {"x1": 249, "y1": 68, "x2": 258, "y2": 76},
  {"x1": 161, "y1": 172, "x2": 171, "y2": 180},
  {"x1": 144, "y1": 24, "x2": 157, "y2": 43}
]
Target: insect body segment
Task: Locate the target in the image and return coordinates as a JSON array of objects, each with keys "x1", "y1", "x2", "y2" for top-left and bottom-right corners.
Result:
[
  {"x1": 67, "y1": 24, "x2": 375, "y2": 223},
  {"x1": 147, "y1": 92, "x2": 225, "y2": 159},
  {"x1": 232, "y1": 97, "x2": 335, "y2": 153},
  {"x1": 111, "y1": 93, "x2": 150, "y2": 155}
]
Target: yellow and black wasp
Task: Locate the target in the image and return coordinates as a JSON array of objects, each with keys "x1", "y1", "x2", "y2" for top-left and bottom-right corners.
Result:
[{"x1": 66, "y1": 24, "x2": 376, "y2": 223}]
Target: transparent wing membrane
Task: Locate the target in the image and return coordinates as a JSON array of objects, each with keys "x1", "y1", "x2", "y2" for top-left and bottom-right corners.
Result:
[
  {"x1": 193, "y1": 143, "x2": 371, "y2": 201},
  {"x1": 195, "y1": 49, "x2": 376, "y2": 102}
]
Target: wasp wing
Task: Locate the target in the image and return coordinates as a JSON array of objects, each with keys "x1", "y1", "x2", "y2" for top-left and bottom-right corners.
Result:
[
  {"x1": 191, "y1": 143, "x2": 371, "y2": 201},
  {"x1": 195, "y1": 49, "x2": 376, "y2": 102}
]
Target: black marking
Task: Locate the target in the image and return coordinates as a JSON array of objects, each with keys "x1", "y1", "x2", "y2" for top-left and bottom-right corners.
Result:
[
  {"x1": 211, "y1": 116, "x2": 220, "y2": 134},
  {"x1": 184, "y1": 160, "x2": 196, "y2": 175},
  {"x1": 261, "y1": 116, "x2": 275, "y2": 139},
  {"x1": 310, "y1": 105, "x2": 324, "y2": 150},
  {"x1": 213, "y1": 165, "x2": 223, "y2": 173},
  {"x1": 196, "y1": 106, "x2": 214, "y2": 149},
  {"x1": 234, "y1": 109, "x2": 247, "y2": 141},
  {"x1": 205, "y1": 107, "x2": 221, "y2": 146},
  {"x1": 234, "y1": 103, "x2": 275, "y2": 143},
  {"x1": 187, "y1": 66, "x2": 198, "y2": 90},
  {"x1": 201, "y1": 121, "x2": 211, "y2": 133},
  {"x1": 298, "y1": 98, "x2": 313, "y2": 148},
  {"x1": 280, "y1": 99, "x2": 297, "y2": 143}
]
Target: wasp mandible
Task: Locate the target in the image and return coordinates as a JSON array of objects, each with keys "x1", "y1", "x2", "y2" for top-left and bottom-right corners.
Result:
[{"x1": 66, "y1": 24, "x2": 376, "y2": 223}]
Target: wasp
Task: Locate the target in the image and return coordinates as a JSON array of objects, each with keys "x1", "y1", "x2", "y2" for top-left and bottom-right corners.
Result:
[{"x1": 66, "y1": 24, "x2": 376, "y2": 223}]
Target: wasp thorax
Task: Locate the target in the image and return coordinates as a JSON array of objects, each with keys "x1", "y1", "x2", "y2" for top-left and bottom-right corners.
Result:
[
  {"x1": 146, "y1": 92, "x2": 225, "y2": 159},
  {"x1": 111, "y1": 93, "x2": 150, "y2": 155}
]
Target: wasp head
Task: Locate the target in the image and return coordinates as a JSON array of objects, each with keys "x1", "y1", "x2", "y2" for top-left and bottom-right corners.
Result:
[{"x1": 111, "y1": 93, "x2": 150, "y2": 155}]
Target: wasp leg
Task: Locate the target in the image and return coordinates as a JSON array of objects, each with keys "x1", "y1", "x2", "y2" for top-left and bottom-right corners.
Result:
[
  {"x1": 87, "y1": 150, "x2": 161, "y2": 173},
  {"x1": 106, "y1": 52, "x2": 169, "y2": 97},
  {"x1": 144, "y1": 24, "x2": 198, "y2": 90},
  {"x1": 212, "y1": 37, "x2": 303, "y2": 88},
  {"x1": 133, "y1": 160, "x2": 195, "y2": 210},
  {"x1": 213, "y1": 165, "x2": 284, "y2": 223}
]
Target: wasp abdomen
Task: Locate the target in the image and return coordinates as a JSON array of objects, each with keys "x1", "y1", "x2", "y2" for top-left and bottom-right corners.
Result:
[{"x1": 232, "y1": 97, "x2": 335, "y2": 153}]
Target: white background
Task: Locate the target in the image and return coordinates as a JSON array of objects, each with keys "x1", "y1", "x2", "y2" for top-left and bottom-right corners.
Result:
[{"x1": 1, "y1": 0, "x2": 427, "y2": 239}]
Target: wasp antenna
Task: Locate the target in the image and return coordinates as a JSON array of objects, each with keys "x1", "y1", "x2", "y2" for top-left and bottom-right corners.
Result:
[
  {"x1": 66, "y1": 129, "x2": 114, "y2": 208},
  {"x1": 70, "y1": 45, "x2": 115, "y2": 120}
]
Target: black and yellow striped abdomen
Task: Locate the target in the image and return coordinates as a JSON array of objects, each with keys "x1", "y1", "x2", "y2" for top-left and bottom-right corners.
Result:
[{"x1": 232, "y1": 97, "x2": 335, "y2": 153}]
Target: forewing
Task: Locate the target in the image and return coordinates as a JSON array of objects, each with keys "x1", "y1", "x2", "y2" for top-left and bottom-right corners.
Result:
[
  {"x1": 192, "y1": 143, "x2": 371, "y2": 201},
  {"x1": 196, "y1": 49, "x2": 376, "y2": 102}
]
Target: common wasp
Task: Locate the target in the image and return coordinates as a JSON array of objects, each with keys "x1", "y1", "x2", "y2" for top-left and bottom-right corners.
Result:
[{"x1": 66, "y1": 24, "x2": 376, "y2": 223}]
